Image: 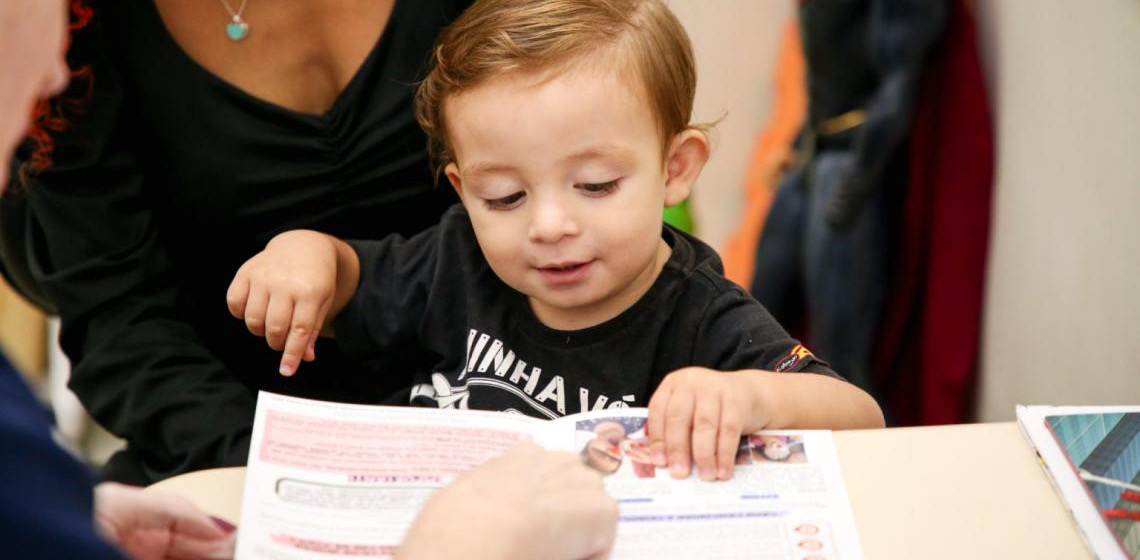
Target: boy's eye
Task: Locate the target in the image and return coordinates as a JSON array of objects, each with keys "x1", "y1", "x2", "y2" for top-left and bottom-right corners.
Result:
[
  {"x1": 483, "y1": 191, "x2": 525, "y2": 210},
  {"x1": 576, "y1": 180, "x2": 619, "y2": 196}
]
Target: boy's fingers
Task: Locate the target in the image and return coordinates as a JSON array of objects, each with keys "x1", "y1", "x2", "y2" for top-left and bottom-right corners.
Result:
[
  {"x1": 646, "y1": 384, "x2": 671, "y2": 467},
  {"x1": 314, "y1": 296, "x2": 333, "y2": 340},
  {"x1": 263, "y1": 295, "x2": 295, "y2": 352},
  {"x1": 716, "y1": 405, "x2": 742, "y2": 480},
  {"x1": 243, "y1": 286, "x2": 269, "y2": 337},
  {"x1": 277, "y1": 351, "x2": 300, "y2": 378},
  {"x1": 279, "y1": 298, "x2": 322, "y2": 376},
  {"x1": 225, "y1": 274, "x2": 250, "y2": 319},
  {"x1": 663, "y1": 392, "x2": 694, "y2": 479},
  {"x1": 303, "y1": 298, "x2": 332, "y2": 363},
  {"x1": 691, "y1": 394, "x2": 720, "y2": 481}
]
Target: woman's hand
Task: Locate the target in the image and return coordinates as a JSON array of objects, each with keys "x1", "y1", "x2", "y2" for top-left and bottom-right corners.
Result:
[
  {"x1": 94, "y1": 483, "x2": 235, "y2": 560},
  {"x1": 396, "y1": 443, "x2": 619, "y2": 560}
]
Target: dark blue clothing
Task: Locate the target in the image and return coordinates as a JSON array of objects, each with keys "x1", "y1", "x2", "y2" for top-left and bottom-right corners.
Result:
[
  {"x1": 753, "y1": 149, "x2": 898, "y2": 390},
  {"x1": 752, "y1": 0, "x2": 945, "y2": 391},
  {"x1": 0, "y1": 355, "x2": 125, "y2": 560},
  {"x1": 799, "y1": 0, "x2": 945, "y2": 231}
]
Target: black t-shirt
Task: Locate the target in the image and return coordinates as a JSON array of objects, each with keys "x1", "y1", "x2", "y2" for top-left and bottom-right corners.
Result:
[
  {"x1": 335, "y1": 205, "x2": 836, "y2": 419},
  {"x1": 13, "y1": 0, "x2": 472, "y2": 484}
]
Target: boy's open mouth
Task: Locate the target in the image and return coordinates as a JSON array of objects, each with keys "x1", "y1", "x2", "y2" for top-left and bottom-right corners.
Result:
[
  {"x1": 537, "y1": 260, "x2": 593, "y2": 284},
  {"x1": 542, "y1": 262, "x2": 585, "y2": 272}
]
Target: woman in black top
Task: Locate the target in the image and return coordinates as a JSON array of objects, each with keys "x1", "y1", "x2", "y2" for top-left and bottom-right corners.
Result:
[{"x1": 12, "y1": 0, "x2": 471, "y2": 485}]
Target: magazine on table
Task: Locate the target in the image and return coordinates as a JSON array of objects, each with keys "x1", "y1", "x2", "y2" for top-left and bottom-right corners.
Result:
[
  {"x1": 1017, "y1": 405, "x2": 1140, "y2": 560},
  {"x1": 235, "y1": 391, "x2": 866, "y2": 560}
]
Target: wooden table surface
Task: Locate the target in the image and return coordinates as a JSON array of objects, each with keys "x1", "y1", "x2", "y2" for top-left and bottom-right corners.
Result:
[{"x1": 149, "y1": 421, "x2": 1094, "y2": 560}]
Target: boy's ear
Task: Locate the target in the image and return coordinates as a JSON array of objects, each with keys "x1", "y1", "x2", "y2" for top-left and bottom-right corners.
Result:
[
  {"x1": 444, "y1": 162, "x2": 464, "y2": 199},
  {"x1": 663, "y1": 129, "x2": 710, "y2": 208}
]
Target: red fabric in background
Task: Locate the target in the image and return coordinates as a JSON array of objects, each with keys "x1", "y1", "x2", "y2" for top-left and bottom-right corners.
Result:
[{"x1": 875, "y1": 0, "x2": 995, "y2": 425}]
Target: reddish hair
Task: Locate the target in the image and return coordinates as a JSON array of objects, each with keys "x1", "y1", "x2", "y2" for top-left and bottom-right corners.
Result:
[{"x1": 20, "y1": 1, "x2": 95, "y2": 183}]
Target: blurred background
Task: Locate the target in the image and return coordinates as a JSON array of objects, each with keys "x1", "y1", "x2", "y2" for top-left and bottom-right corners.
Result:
[
  {"x1": 1, "y1": 0, "x2": 1137, "y2": 463},
  {"x1": 679, "y1": 0, "x2": 1139, "y2": 424}
]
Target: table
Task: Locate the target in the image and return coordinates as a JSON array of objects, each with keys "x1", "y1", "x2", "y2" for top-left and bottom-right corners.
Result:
[{"x1": 147, "y1": 422, "x2": 1093, "y2": 560}]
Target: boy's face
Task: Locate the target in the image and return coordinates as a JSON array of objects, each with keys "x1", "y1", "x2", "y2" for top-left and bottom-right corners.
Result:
[{"x1": 445, "y1": 63, "x2": 706, "y2": 330}]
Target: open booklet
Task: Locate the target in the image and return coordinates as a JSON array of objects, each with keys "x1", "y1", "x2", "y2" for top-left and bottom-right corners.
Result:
[
  {"x1": 1017, "y1": 405, "x2": 1140, "y2": 560},
  {"x1": 236, "y1": 391, "x2": 866, "y2": 560}
]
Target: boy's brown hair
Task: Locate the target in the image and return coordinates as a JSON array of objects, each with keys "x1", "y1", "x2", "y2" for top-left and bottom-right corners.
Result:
[{"x1": 416, "y1": 0, "x2": 698, "y2": 176}]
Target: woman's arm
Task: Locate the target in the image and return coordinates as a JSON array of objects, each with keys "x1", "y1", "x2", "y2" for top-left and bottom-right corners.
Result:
[{"x1": 19, "y1": 19, "x2": 256, "y2": 484}]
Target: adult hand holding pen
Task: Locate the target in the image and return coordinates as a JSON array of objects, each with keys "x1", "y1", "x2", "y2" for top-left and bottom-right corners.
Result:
[{"x1": 396, "y1": 443, "x2": 620, "y2": 560}]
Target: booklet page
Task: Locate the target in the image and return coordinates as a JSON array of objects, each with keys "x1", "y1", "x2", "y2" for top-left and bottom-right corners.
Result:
[
  {"x1": 236, "y1": 393, "x2": 551, "y2": 559},
  {"x1": 564, "y1": 409, "x2": 864, "y2": 560},
  {"x1": 237, "y1": 392, "x2": 865, "y2": 560}
]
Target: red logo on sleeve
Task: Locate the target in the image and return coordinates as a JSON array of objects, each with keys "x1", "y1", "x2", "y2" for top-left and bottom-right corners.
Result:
[{"x1": 773, "y1": 344, "x2": 815, "y2": 372}]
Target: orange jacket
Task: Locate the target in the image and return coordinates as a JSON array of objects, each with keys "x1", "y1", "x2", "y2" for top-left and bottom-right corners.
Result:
[{"x1": 722, "y1": 24, "x2": 806, "y2": 287}]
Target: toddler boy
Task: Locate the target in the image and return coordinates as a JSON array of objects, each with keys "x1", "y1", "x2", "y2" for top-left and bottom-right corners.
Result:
[{"x1": 227, "y1": 0, "x2": 884, "y2": 482}]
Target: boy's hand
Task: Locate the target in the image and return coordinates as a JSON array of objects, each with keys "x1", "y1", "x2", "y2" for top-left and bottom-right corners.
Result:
[
  {"x1": 646, "y1": 367, "x2": 769, "y2": 482},
  {"x1": 226, "y1": 230, "x2": 338, "y2": 376}
]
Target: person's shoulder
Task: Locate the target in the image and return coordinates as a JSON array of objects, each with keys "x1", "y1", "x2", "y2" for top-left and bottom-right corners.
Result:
[
  {"x1": 429, "y1": 203, "x2": 494, "y2": 277},
  {"x1": 656, "y1": 226, "x2": 768, "y2": 342},
  {"x1": 663, "y1": 225, "x2": 748, "y2": 299},
  {"x1": 361, "y1": 202, "x2": 474, "y2": 257},
  {"x1": 436, "y1": 203, "x2": 475, "y2": 238}
]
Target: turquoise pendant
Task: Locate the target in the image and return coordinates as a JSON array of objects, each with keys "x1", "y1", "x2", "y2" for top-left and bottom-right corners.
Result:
[{"x1": 226, "y1": 16, "x2": 250, "y2": 42}]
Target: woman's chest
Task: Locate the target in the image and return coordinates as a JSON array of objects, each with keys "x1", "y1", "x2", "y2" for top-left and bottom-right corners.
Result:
[{"x1": 150, "y1": 0, "x2": 396, "y2": 116}]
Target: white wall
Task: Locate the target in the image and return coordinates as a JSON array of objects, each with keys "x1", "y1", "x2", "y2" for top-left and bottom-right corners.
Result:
[
  {"x1": 974, "y1": 0, "x2": 1140, "y2": 420},
  {"x1": 677, "y1": 0, "x2": 1140, "y2": 422},
  {"x1": 670, "y1": 0, "x2": 793, "y2": 252}
]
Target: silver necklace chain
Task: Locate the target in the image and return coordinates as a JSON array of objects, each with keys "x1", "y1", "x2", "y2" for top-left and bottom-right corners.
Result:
[{"x1": 218, "y1": 0, "x2": 249, "y2": 22}]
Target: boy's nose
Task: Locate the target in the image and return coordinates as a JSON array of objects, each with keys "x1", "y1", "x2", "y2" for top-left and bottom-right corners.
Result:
[{"x1": 527, "y1": 194, "x2": 580, "y2": 243}]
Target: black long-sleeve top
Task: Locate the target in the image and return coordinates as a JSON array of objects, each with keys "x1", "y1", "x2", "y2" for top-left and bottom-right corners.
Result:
[{"x1": 11, "y1": 0, "x2": 471, "y2": 485}]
